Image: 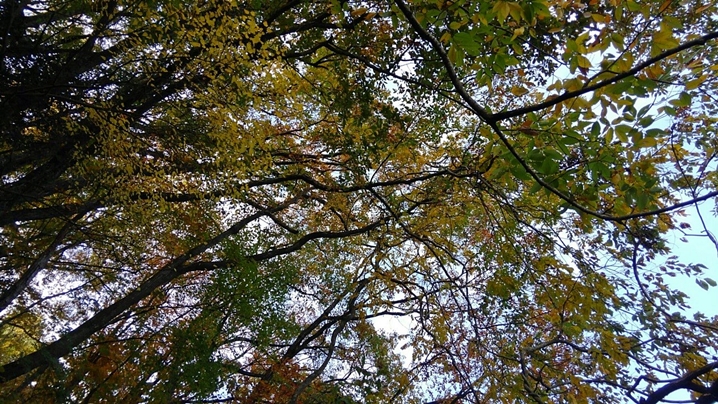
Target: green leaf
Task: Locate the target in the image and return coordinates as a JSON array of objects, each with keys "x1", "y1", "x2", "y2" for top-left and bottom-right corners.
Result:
[
  {"x1": 635, "y1": 136, "x2": 657, "y2": 148},
  {"x1": 453, "y1": 32, "x2": 480, "y2": 55},
  {"x1": 615, "y1": 124, "x2": 631, "y2": 143},
  {"x1": 669, "y1": 92, "x2": 692, "y2": 107},
  {"x1": 539, "y1": 158, "x2": 559, "y2": 175},
  {"x1": 544, "y1": 149, "x2": 563, "y2": 160},
  {"x1": 529, "y1": 181, "x2": 543, "y2": 194},
  {"x1": 589, "y1": 161, "x2": 611, "y2": 180},
  {"x1": 609, "y1": 80, "x2": 633, "y2": 94},
  {"x1": 4, "y1": 3, "x2": 718, "y2": 403},
  {"x1": 511, "y1": 164, "x2": 533, "y2": 180}
]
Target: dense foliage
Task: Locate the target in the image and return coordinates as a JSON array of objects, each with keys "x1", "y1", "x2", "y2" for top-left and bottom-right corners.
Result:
[{"x1": 1, "y1": 0, "x2": 717, "y2": 402}]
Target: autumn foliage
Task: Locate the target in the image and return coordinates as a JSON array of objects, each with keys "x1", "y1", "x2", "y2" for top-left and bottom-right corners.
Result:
[{"x1": 1, "y1": 0, "x2": 718, "y2": 402}]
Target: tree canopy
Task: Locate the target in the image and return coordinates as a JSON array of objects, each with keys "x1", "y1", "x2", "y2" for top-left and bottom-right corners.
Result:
[{"x1": 1, "y1": 0, "x2": 718, "y2": 402}]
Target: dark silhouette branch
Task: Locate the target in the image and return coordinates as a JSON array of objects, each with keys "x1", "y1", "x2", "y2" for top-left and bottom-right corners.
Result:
[
  {"x1": 639, "y1": 362, "x2": 718, "y2": 404},
  {"x1": 0, "y1": 216, "x2": 79, "y2": 313},
  {"x1": 393, "y1": 0, "x2": 718, "y2": 222},
  {"x1": 0, "y1": 200, "x2": 285, "y2": 383},
  {"x1": 493, "y1": 31, "x2": 718, "y2": 122}
]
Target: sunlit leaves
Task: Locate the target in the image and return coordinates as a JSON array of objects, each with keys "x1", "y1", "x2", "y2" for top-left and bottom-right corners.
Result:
[
  {"x1": 1, "y1": 0, "x2": 718, "y2": 403},
  {"x1": 0, "y1": 310, "x2": 42, "y2": 366}
]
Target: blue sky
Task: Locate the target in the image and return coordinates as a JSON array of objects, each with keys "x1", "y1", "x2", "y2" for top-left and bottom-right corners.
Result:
[{"x1": 665, "y1": 204, "x2": 718, "y2": 317}]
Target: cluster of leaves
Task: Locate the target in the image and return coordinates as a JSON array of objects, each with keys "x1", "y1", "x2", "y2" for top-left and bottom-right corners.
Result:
[{"x1": 1, "y1": 0, "x2": 717, "y2": 402}]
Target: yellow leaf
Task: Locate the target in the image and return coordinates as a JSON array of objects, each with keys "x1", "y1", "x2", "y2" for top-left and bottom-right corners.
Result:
[
  {"x1": 685, "y1": 75, "x2": 706, "y2": 90},
  {"x1": 350, "y1": 7, "x2": 368, "y2": 17},
  {"x1": 511, "y1": 27, "x2": 525, "y2": 41},
  {"x1": 645, "y1": 64, "x2": 664, "y2": 79},
  {"x1": 652, "y1": 24, "x2": 679, "y2": 53},
  {"x1": 686, "y1": 57, "x2": 703, "y2": 70},
  {"x1": 508, "y1": 2, "x2": 523, "y2": 22},
  {"x1": 576, "y1": 55, "x2": 592, "y2": 69},
  {"x1": 492, "y1": 1, "x2": 511, "y2": 22},
  {"x1": 510, "y1": 86, "x2": 529, "y2": 96},
  {"x1": 440, "y1": 31, "x2": 452, "y2": 43},
  {"x1": 636, "y1": 137, "x2": 657, "y2": 148},
  {"x1": 658, "y1": 0, "x2": 672, "y2": 13},
  {"x1": 696, "y1": 4, "x2": 712, "y2": 13},
  {"x1": 448, "y1": 45, "x2": 457, "y2": 63}
]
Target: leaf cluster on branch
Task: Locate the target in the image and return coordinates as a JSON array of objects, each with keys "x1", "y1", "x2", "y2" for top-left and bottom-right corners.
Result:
[{"x1": 1, "y1": 0, "x2": 718, "y2": 402}]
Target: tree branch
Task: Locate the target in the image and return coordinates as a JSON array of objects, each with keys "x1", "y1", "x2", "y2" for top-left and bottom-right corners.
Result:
[
  {"x1": 639, "y1": 361, "x2": 718, "y2": 404},
  {"x1": 493, "y1": 31, "x2": 718, "y2": 121}
]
